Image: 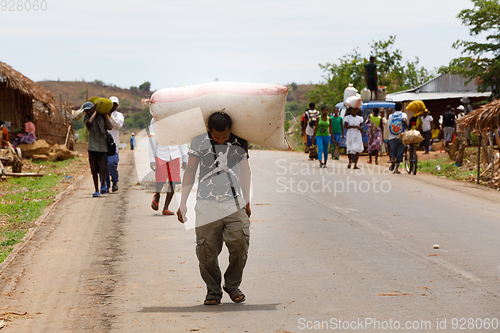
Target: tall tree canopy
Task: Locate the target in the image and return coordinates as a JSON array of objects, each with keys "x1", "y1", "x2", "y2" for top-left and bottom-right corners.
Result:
[
  {"x1": 447, "y1": 0, "x2": 500, "y2": 97},
  {"x1": 308, "y1": 36, "x2": 433, "y2": 108}
]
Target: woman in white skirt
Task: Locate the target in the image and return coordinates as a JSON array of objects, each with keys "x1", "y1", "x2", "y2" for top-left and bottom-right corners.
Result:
[{"x1": 344, "y1": 106, "x2": 364, "y2": 169}]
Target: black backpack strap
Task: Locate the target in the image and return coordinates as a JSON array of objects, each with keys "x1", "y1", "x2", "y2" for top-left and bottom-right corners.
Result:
[{"x1": 210, "y1": 139, "x2": 240, "y2": 210}]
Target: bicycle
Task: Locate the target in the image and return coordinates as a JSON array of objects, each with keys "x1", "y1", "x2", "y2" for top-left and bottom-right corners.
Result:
[{"x1": 403, "y1": 143, "x2": 418, "y2": 175}]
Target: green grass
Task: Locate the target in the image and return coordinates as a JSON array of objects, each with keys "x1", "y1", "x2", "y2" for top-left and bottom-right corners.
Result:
[
  {"x1": 0, "y1": 168, "x2": 68, "y2": 264},
  {"x1": 418, "y1": 157, "x2": 477, "y2": 180}
]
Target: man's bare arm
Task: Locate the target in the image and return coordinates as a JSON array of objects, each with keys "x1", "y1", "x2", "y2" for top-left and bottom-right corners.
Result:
[
  {"x1": 177, "y1": 155, "x2": 199, "y2": 223},
  {"x1": 239, "y1": 158, "x2": 251, "y2": 217}
]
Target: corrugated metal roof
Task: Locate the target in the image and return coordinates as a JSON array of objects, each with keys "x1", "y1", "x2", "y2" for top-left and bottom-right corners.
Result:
[
  {"x1": 387, "y1": 73, "x2": 491, "y2": 101},
  {"x1": 386, "y1": 91, "x2": 491, "y2": 102},
  {"x1": 415, "y1": 74, "x2": 481, "y2": 93}
]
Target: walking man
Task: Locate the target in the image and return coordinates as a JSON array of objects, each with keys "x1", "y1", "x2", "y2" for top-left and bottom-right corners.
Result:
[
  {"x1": 106, "y1": 96, "x2": 124, "y2": 193},
  {"x1": 388, "y1": 102, "x2": 409, "y2": 174},
  {"x1": 130, "y1": 133, "x2": 136, "y2": 150},
  {"x1": 177, "y1": 111, "x2": 251, "y2": 305},
  {"x1": 84, "y1": 102, "x2": 113, "y2": 197},
  {"x1": 149, "y1": 119, "x2": 188, "y2": 215},
  {"x1": 304, "y1": 103, "x2": 319, "y2": 154},
  {"x1": 421, "y1": 109, "x2": 433, "y2": 154},
  {"x1": 442, "y1": 105, "x2": 456, "y2": 149}
]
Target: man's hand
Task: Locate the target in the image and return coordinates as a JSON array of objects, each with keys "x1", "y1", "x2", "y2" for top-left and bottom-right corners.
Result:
[
  {"x1": 150, "y1": 162, "x2": 156, "y2": 171},
  {"x1": 245, "y1": 203, "x2": 251, "y2": 218},
  {"x1": 181, "y1": 161, "x2": 187, "y2": 171},
  {"x1": 177, "y1": 204, "x2": 187, "y2": 223}
]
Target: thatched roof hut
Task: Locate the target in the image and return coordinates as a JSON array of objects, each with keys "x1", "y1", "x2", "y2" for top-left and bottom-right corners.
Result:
[
  {"x1": 458, "y1": 99, "x2": 500, "y2": 131},
  {"x1": 0, "y1": 62, "x2": 58, "y2": 113},
  {"x1": 0, "y1": 62, "x2": 71, "y2": 146}
]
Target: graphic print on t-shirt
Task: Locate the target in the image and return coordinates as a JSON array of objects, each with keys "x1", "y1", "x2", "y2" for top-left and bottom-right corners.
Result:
[{"x1": 188, "y1": 133, "x2": 249, "y2": 200}]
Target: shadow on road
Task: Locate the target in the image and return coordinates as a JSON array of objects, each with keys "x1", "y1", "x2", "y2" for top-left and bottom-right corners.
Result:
[{"x1": 139, "y1": 303, "x2": 280, "y2": 313}]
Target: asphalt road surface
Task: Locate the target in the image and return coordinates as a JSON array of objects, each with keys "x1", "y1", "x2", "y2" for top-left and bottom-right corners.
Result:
[{"x1": 1, "y1": 149, "x2": 499, "y2": 332}]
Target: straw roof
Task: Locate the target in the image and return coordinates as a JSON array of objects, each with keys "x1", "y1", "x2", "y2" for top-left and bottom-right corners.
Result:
[
  {"x1": 0, "y1": 61, "x2": 58, "y2": 114},
  {"x1": 458, "y1": 99, "x2": 500, "y2": 131}
]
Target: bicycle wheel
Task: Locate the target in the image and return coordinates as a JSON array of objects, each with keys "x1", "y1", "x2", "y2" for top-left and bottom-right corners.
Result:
[
  {"x1": 404, "y1": 146, "x2": 412, "y2": 174},
  {"x1": 412, "y1": 147, "x2": 418, "y2": 175}
]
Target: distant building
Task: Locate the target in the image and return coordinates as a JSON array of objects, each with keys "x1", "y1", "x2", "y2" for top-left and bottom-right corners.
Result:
[
  {"x1": 0, "y1": 62, "x2": 72, "y2": 147},
  {"x1": 387, "y1": 73, "x2": 491, "y2": 122}
]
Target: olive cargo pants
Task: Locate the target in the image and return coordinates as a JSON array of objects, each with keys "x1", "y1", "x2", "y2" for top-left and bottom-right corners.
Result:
[{"x1": 195, "y1": 200, "x2": 250, "y2": 300}]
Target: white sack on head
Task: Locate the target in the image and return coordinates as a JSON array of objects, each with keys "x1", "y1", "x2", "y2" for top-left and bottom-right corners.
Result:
[
  {"x1": 153, "y1": 108, "x2": 206, "y2": 146},
  {"x1": 343, "y1": 84, "x2": 358, "y2": 102},
  {"x1": 145, "y1": 82, "x2": 290, "y2": 150},
  {"x1": 345, "y1": 94, "x2": 362, "y2": 109}
]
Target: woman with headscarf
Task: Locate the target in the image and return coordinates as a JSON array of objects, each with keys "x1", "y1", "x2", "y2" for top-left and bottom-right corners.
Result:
[
  {"x1": 13, "y1": 115, "x2": 36, "y2": 146},
  {"x1": 343, "y1": 96, "x2": 364, "y2": 169},
  {"x1": 365, "y1": 107, "x2": 383, "y2": 164}
]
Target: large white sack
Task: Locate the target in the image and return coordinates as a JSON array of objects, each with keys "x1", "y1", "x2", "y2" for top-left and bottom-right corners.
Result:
[
  {"x1": 145, "y1": 82, "x2": 290, "y2": 150},
  {"x1": 151, "y1": 107, "x2": 207, "y2": 147}
]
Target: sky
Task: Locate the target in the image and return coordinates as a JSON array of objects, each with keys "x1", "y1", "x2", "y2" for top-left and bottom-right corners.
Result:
[{"x1": 0, "y1": 0, "x2": 482, "y2": 91}]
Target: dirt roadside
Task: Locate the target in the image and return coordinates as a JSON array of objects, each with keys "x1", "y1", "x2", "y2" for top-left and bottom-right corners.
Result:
[{"x1": 0, "y1": 150, "x2": 135, "y2": 332}]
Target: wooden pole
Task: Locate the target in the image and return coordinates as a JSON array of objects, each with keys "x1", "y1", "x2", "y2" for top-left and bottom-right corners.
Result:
[
  {"x1": 3, "y1": 171, "x2": 44, "y2": 177},
  {"x1": 489, "y1": 132, "x2": 495, "y2": 189},
  {"x1": 64, "y1": 124, "x2": 72, "y2": 148},
  {"x1": 477, "y1": 133, "x2": 481, "y2": 184},
  {"x1": 86, "y1": 89, "x2": 88, "y2": 101},
  {"x1": 495, "y1": 127, "x2": 500, "y2": 148}
]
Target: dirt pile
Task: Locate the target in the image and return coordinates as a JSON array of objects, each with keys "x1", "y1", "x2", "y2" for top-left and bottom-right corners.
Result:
[{"x1": 17, "y1": 140, "x2": 76, "y2": 161}]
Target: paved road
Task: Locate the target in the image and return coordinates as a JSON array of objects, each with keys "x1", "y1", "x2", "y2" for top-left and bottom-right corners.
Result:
[{"x1": 1, "y1": 149, "x2": 499, "y2": 332}]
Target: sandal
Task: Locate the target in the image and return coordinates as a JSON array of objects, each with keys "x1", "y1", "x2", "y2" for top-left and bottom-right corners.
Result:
[
  {"x1": 92, "y1": 192, "x2": 100, "y2": 198},
  {"x1": 162, "y1": 208, "x2": 174, "y2": 216},
  {"x1": 203, "y1": 296, "x2": 221, "y2": 305},
  {"x1": 151, "y1": 194, "x2": 159, "y2": 211},
  {"x1": 347, "y1": 163, "x2": 351, "y2": 169},
  {"x1": 223, "y1": 285, "x2": 245, "y2": 303}
]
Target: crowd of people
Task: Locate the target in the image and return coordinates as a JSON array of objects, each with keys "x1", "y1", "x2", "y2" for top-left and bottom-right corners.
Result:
[{"x1": 299, "y1": 95, "x2": 474, "y2": 174}]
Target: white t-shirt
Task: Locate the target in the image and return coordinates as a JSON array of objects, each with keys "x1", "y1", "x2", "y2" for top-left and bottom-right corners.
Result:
[
  {"x1": 388, "y1": 111, "x2": 407, "y2": 140},
  {"x1": 421, "y1": 115, "x2": 433, "y2": 132},
  {"x1": 148, "y1": 119, "x2": 188, "y2": 163},
  {"x1": 107, "y1": 111, "x2": 124, "y2": 150}
]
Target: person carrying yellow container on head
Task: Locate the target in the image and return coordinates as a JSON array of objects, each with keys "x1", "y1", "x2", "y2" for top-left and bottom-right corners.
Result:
[{"x1": 105, "y1": 96, "x2": 124, "y2": 193}]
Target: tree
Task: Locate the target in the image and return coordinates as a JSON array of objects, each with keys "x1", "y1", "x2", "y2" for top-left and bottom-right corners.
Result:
[
  {"x1": 139, "y1": 81, "x2": 151, "y2": 92},
  {"x1": 307, "y1": 48, "x2": 366, "y2": 109},
  {"x1": 308, "y1": 36, "x2": 434, "y2": 108},
  {"x1": 446, "y1": 0, "x2": 500, "y2": 97}
]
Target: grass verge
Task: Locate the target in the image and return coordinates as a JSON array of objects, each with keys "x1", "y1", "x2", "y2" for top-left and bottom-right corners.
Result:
[
  {"x1": 0, "y1": 156, "x2": 88, "y2": 264},
  {"x1": 418, "y1": 157, "x2": 477, "y2": 181}
]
